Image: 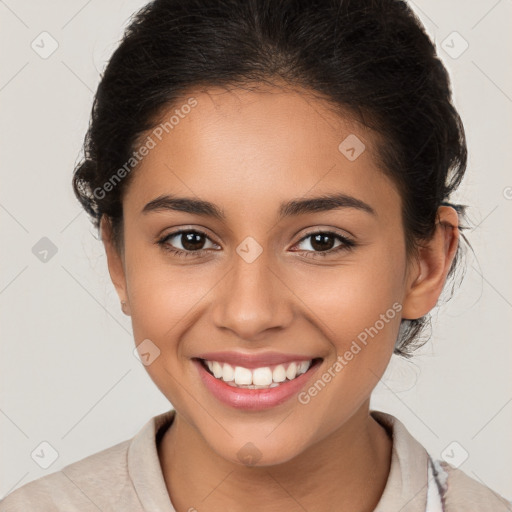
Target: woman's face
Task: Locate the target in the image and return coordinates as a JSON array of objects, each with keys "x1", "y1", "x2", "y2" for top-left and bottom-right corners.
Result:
[{"x1": 107, "y1": 84, "x2": 418, "y2": 465}]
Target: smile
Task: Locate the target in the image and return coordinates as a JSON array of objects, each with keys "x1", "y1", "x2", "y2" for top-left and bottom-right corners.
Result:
[
  {"x1": 193, "y1": 355, "x2": 323, "y2": 410},
  {"x1": 201, "y1": 359, "x2": 313, "y2": 389}
]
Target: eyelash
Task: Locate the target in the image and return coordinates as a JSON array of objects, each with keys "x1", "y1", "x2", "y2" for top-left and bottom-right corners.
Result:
[{"x1": 156, "y1": 229, "x2": 356, "y2": 259}]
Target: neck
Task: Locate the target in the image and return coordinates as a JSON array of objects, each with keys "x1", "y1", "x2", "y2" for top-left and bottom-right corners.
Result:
[{"x1": 158, "y1": 401, "x2": 392, "y2": 512}]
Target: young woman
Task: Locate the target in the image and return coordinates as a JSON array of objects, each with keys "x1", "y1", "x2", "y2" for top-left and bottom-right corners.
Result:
[{"x1": 1, "y1": 0, "x2": 510, "y2": 511}]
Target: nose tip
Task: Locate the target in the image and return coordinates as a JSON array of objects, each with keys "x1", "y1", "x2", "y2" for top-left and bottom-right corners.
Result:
[{"x1": 211, "y1": 258, "x2": 293, "y2": 341}]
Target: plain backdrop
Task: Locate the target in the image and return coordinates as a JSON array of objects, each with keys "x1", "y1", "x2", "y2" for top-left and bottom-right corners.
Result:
[{"x1": 1, "y1": 0, "x2": 511, "y2": 501}]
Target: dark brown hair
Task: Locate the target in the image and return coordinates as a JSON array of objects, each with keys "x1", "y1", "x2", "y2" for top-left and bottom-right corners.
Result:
[{"x1": 72, "y1": 0, "x2": 469, "y2": 357}]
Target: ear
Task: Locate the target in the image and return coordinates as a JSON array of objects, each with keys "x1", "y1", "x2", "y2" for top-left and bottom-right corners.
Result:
[
  {"x1": 401, "y1": 206, "x2": 459, "y2": 320},
  {"x1": 100, "y1": 216, "x2": 130, "y2": 315}
]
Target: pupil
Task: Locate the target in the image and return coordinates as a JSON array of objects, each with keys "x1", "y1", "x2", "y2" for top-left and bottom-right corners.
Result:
[
  {"x1": 182, "y1": 232, "x2": 204, "y2": 251},
  {"x1": 311, "y1": 234, "x2": 334, "y2": 251}
]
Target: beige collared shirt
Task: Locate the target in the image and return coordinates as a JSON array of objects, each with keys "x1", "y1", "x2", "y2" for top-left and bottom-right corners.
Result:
[{"x1": 1, "y1": 409, "x2": 510, "y2": 511}]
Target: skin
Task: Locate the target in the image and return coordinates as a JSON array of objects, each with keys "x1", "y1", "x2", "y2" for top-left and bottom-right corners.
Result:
[{"x1": 101, "y1": 83, "x2": 459, "y2": 512}]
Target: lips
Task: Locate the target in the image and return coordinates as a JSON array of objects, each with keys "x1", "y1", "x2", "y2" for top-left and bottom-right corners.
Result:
[{"x1": 192, "y1": 353, "x2": 323, "y2": 410}]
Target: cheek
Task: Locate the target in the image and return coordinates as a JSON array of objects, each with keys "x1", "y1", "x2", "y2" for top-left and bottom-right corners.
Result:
[
  {"x1": 122, "y1": 228, "x2": 227, "y2": 349},
  {"x1": 126, "y1": 259, "x2": 212, "y2": 341},
  {"x1": 288, "y1": 254, "x2": 405, "y2": 421},
  {"x1": 294, "y1": 247, "x2": 405, "y2": 339}
]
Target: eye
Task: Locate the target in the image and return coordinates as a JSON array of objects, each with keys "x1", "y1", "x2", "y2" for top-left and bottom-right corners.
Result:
[
  {"x1": 292, "y1": 230, "x2": 356, "y2": 258},
  {"x1": 157, "y1": 229, "x2": 219, "y2": 258},
  {"x1": 157, "y1": 228, "x2": 356, "y2": 259}
]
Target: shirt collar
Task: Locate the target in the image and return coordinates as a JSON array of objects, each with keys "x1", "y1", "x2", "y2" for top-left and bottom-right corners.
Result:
[
  {"x1": 128, "y1": 409, "x2": 177, "y2": 511},
  {"x1": 370, "y1": 410, "x2": 430, "y2": 511},
  {"x1": 128, "y1": 409, "x2": 430, "y2": 512}
]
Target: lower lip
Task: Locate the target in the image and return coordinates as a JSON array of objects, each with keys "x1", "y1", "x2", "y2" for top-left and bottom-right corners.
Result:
[{"x1": 193, "y1": 358, "x2": 322, "y2": 411}]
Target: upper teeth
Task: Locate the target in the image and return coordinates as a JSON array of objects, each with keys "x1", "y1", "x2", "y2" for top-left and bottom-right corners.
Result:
[{"x1": 205, "y1": 360, "x2": 312, "y2": 387}]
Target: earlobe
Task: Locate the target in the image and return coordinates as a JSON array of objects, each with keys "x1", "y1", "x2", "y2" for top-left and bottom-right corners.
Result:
[
  {"x1": 100, "y1": 216, "x2": 130, "y2": 314},
  {"x1": 401, "y1": 206, "x2": 459, "y2": 320},
  {"x1": 120, "y1": 300, "x2": 131, "y2": 316}
]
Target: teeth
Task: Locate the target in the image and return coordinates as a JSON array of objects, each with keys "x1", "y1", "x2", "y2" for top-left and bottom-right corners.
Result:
[
  {"x1": 212, "y1": 361, "x2": 223, "y2": 379},
  {"x1": 298, "y1": 360, "x2": 312, "y2": 374},
  {"x1": 227, "y1": 382, "x2": 280, "y2": 389},
  {"x1": 286, "y1": 362, "x2": 297, "y2": 380},
  {"x1": 252, "y1": 367, "x2": 273, "y2": 386},
  {"x1": 203, "y1": 359, "x2": 314, "y2": 388},
  {"x1": 234, "y1": 366, "x2": 252, "y2": 385},
  {"x1": 272, "y1": 365, "x2": 287, "y2": 383},
  {"x1": 222, "y1": 363, "x2": 235, "y2": 382}
]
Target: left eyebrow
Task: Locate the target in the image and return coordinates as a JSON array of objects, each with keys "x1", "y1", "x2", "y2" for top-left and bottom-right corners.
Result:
[
  {"x1": 277, "y1": 192, "x2": 376, "y2": 219},
  {"x1": 141, "y1": 192, "x2": 376, "y2": 219}
]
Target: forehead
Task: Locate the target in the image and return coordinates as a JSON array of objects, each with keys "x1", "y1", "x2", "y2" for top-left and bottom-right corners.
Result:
[{"x1": 126, "y1": 85, "x2": 400, "y2": 222}]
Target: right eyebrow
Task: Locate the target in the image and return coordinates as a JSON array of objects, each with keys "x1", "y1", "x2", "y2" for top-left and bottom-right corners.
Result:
[{"x1": 141, "y1": 195, "x2": 226, "y2": 220}]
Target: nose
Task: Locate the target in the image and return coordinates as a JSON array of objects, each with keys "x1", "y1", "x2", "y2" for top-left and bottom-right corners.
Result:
[{"x1": 211, "y1": 250, "x2": 294, "y2": 341}]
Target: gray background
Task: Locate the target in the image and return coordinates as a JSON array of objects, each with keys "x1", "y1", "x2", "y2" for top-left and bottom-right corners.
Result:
[{"x1": 1, "y1": 0, "x2": 511, "y2": 501}]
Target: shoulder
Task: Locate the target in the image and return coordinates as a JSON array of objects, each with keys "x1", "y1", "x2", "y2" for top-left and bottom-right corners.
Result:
[
  {"x1": 371, "y1": 410, "x2": 511, "y2": 512},
  {"x1": 436, "y1": 460, "x2": 512, "y2": 512},
  {"x1": 0, "y1": 438, "x2": 137, "y2": 512}
]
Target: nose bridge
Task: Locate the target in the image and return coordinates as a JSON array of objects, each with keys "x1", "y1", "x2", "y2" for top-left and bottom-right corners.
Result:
[{"x1": 212, "y1": 241, "x2": 292, "y2": 339}]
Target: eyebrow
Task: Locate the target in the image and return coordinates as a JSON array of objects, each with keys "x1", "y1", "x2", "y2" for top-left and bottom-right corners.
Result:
[{"x1": 141, "y1": 192, "x2": 376, "y2": 220}]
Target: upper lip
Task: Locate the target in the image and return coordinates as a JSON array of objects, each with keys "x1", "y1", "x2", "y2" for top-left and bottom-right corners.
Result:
[{"x1": 194, "y1": 351, "x2": 320, "y2": 369}]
